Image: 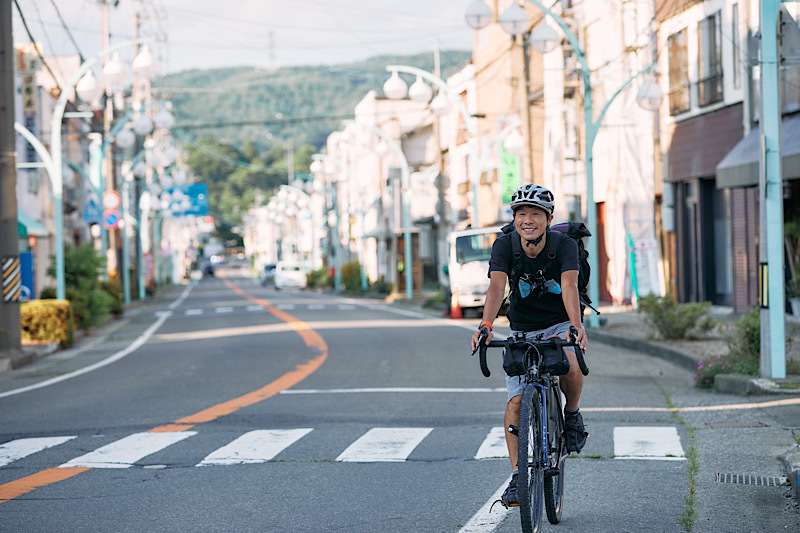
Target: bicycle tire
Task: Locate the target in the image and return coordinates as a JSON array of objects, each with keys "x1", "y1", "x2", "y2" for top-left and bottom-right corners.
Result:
[
  {"x1": 517, "y1": 385, "x2": 544, "y2": 533},
  {"x1": 544, "y1": 384, "x2": 566, "y2": 524}
]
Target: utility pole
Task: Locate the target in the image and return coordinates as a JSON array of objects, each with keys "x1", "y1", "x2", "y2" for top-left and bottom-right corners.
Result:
[
  {"x1": 101, "y1": 0, "x2": 119, "y2": 279},
  {"x1": 758, "y1": 0, "x2": 786, "y2": 379},
  {"x1": 0, "y1": 0, "x2": 22, "y2": 359}
]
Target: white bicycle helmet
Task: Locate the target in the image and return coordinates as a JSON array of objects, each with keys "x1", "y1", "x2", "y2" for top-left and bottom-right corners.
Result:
[{"x1": 510, "y1": 184, "x2": 555, "y2": 216}]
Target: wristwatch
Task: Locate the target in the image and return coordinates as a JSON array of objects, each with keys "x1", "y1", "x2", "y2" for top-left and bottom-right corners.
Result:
[{"x1": 478, "y1": 320, "x2": 493, "y2": 331}]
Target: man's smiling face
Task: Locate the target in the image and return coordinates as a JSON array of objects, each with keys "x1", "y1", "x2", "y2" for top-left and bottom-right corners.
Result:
[{"x1": 513, "y1": 205, "x2": 552, "y2": 242}]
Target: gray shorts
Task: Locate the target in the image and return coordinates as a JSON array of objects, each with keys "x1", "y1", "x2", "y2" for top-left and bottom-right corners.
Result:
[{"x1": 505, "y1": 321, "x2": 574, "y2": 402}]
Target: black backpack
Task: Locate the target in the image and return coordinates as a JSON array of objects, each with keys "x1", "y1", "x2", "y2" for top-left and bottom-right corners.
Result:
[{"x1": 499, "y1": 221, "x2": 599, "y2": 316}]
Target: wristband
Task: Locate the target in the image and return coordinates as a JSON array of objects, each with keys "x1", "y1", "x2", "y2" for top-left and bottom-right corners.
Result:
[{"x1": 478, "y1": 320, "x2": 493, "y2": 331}]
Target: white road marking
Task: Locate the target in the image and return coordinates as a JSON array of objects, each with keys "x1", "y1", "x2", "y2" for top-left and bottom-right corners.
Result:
[
  {"x1": 613, "y1": 426, "x2": 685, "y2": 460},
  {"x1": 336, "y1": 427, "x2": 433, "y2": 462},
  {"x1": 458, "y1": 474, "x2": 512, "y2": 532},
  {"x1": 0, "y1": 436, "x2": 75, "y2": 467},
  {"x1": 276, "y1": 304, "x2": 295, "y2": 310},
  {"x1": 338, "y1": 304, "x2": 356, "y2": 310},
  {"x1": 475, "y1": 427, "x2": 508, "y2": 459},
  {"x1": 216, "y1": 306, "x2": 234, "y2": 313},
  {"x1": 167, "y1": 283, "x2": 194, "y2": 310},
  {"x1": 197, "y1": 429, "x2": 313, "y2": 466},
  {"x1": 308, "y1": 304, "x2": 325, "y2": 310},
  {"x1": 59, "y1": 431, "x2": 196, "y2": 469},
  {"x1": 246, "y1": 305, "x2": 265, "y2": 312},
  {"x1": 0, "y1": 310, "x2": 174, "y2": 399},
  {"x1": 186, "y1": 309, "x2": 203, "y2": 316}
]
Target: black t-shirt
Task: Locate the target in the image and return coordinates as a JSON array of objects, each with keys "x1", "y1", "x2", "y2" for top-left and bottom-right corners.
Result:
[{"x1": 488, "y1": 231, "x2": 579, "y2": 331}]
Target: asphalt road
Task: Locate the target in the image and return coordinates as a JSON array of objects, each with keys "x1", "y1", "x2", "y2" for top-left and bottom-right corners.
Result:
[{"x1": 0, "y1": 267, "x2": 798, "y2": 532}]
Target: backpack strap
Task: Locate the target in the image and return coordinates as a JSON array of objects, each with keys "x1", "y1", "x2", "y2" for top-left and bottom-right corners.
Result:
[{"x1": 495, "y1": 230, "x2": 525, "y2": 319}]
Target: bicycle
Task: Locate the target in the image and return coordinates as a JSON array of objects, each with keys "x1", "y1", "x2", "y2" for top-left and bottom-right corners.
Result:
[{"x1": 474, "y1": 326, "x2": 589, "y2": 533}]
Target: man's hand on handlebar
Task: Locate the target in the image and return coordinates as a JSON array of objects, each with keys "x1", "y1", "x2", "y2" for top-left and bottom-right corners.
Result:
[
  {"x1": 471, "y1": 326, "x2": 493, "y2": 354},
  {"x1": 568, "y1": 325, "x2": 587, "y2": 352}
]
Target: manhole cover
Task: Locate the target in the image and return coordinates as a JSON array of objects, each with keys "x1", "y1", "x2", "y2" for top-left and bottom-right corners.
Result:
[{"x1": 715, "y1": 473, "x2": 789, "y2": 486}]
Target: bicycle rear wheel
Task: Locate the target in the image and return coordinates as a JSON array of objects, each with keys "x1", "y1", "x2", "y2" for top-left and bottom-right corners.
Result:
[
  {"x1": 544, "y1": 384, "x2": 566, "y2": 524},
  {"x1": 517, "y1": 385, "x2": 544, "y2": 533}
]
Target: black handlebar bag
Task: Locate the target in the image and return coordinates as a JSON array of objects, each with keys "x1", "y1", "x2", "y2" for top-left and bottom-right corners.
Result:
[{"x1": 502, "y1": 339, "x2": 571, "y2": 376}]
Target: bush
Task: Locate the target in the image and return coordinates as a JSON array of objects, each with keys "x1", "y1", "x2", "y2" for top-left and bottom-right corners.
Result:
[
  {"x1": 368, "y1": 276, "x2": 392, "y2": 295},
  {"x1": 41, "y1": 245, "x2": 113, "y2": 330},
  {"x1": 307, "y1": 268, "x2": 332, "y2": 289},
  {"x1": 100, "y1": 281, "x2": 124, "y2": 316},
  {"x1": 694, "y1": 307, "x2": 760, "y2": 388},
  {"x1": 341, "y1": 260, "x2": 364, "y2": 293},
  {"x1": 639, "y1": 293, "x2": 716, "y2": 340},
  {"x1": 20, "y1": 299, "x2": 74, "y2": 347}
]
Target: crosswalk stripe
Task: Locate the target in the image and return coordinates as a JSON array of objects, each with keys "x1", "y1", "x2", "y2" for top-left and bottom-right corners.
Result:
[
  {"x1": 613, "y1": 426, "x2": 685, "y2": 460},
  {"x1": 0, "y1": 436, "x2": 75, "y2": 467},
  {"x1": 336, "y1": 428, "x2": 433, "y2": 462},
  {"x1": 216, "y1": 306, "x2": 234, "y2": 313},
  {"x1": 186, "y1": 309, "x2": 203, "y2": 316},
  {"x1": 58, "y1": 432, "x2": 197, "y2": 469},
  {"x1": 197, "y1": 429, "x2": 313, "y2": 466},
  {"x1": 474, "y1": 427, "x2": 508, "y2": 459},
  {"x1": 246, "y1": 305, "x2": 265, "y2": 312}
]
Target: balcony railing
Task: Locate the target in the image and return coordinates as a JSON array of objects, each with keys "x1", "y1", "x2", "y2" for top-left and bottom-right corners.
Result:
[
  {"x1": 697, "y1": 73, "x2": 723, "y2": 107},
  {"x1": 668, "y1": 82, "x2": 691, "y2": 115}
]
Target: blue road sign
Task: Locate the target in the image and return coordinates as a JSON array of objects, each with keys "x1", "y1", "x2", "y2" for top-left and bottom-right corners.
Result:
[
  {"x1": 83, "y1": 197, "x2": 103, "y2": 224},
  {"x1": 165, "y1": 183, "x2": 208, "y2": 217},
  {"x1": 103, "y1": 210, "x2": 121, "y2": 229}
]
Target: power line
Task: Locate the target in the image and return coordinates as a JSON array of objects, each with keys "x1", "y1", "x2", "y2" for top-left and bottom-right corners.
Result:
[
  {"x1": 48, "y1": 0, "x2": 84, "y2": 62},
  {"x1": 13, "y1": 0, "x2": 62, "y2": 94}
]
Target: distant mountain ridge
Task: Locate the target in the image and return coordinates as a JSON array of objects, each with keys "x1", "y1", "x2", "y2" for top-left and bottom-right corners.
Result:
[{"x1": 153, "y1": 50, "x2": 471, "y2": 149}]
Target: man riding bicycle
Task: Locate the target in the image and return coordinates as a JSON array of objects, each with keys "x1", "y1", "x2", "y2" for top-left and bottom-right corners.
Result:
[{"x1": 470, "y1": 183, "x2": 589, "y2": 509}]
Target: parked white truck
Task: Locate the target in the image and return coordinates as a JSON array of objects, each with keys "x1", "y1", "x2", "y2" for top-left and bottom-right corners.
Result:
[{"x1": 444, "y1": 226, "x2": 504, "y2": 317}]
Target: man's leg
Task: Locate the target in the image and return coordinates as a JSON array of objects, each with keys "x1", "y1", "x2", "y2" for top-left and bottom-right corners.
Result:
[
  {"x1": 504, "y1": 395, "x2": 521, "y2": 467},
  {"x1": 559, "y1": 347, "x2": 583, "y2": 410}
]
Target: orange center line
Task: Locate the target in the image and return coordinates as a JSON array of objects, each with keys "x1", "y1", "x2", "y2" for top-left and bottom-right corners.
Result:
[{"x1": 1, "y1": 274, "x2": 328, "y2": 502}]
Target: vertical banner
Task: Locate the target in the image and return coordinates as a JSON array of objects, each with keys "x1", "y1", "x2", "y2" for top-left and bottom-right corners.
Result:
[
  {"x1": 2, "y1": 256, "x2": 21, "y2": 303},
  {"x1": 500, "y1": 140, "x2": 519, "y2": 205}
]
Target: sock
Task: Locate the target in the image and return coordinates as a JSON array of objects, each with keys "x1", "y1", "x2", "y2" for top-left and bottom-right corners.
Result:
[
  {"x1": 565, "y1": 407, "x2": 579, "y2": 415},
  {"x1": 512, "y1": 470, "x2": 518, "y2": 475}
]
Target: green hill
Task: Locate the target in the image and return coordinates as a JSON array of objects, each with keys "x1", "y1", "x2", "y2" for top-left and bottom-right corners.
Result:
[{"x1": 153, "y1": 50, "x2": 471, "y2": 149}]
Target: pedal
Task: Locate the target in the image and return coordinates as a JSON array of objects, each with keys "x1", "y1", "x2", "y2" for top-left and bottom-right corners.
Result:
[{"x1": 508, "y1": 425, "x2": 519, "y2": 436}]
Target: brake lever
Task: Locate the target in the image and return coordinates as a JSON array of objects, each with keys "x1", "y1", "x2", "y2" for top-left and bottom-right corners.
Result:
[{"x1": 471, "y1": 330, "x2": 488, "y2": 356}]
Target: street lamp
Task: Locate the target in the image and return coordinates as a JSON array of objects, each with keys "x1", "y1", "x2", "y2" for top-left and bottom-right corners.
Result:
[
  {"x1": 311, "y1": 154, "x2": 344, "y2": 293},
  {"x1": 383, "y1": 65, "x2": 481, "y2": 229},
  {"x1": 47, "y1": 38, "x2": 155, "y2": 299},
  {"x1": 341, "y1": 120, "x2": 414, "y2": 300},
  {"x1": 465, "y1": 1, "x2": 662, "y2": 328}
]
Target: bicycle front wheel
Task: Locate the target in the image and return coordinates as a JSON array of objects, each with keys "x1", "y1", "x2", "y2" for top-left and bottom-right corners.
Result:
[
  {"x1": 517, "y1": 385, "x2": 544, "y2": 533},
  {"x1": 544, "y1": 385, "x2": 566, "y2": 524}
]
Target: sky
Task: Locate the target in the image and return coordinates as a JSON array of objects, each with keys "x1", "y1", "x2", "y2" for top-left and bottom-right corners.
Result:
[{"x1": 12, "y1": 0, "x2": 475, "y2": 74}]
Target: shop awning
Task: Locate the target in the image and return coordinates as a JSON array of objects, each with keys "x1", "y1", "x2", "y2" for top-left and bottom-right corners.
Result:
[
  {"x1": 716, "y1": 113, "x2": 800, "y2": 188},
  {"x1": 17, "y1": 211, "x2": 49, "y2": 237}
]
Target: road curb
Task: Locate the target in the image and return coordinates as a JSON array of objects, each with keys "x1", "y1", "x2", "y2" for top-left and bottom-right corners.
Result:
[
  {"x1": 590, "y1": 329, "x2": 699, "y2": 372},
  {"x1": 779, "y1": 445, "x2": 800, "y2": 501}
]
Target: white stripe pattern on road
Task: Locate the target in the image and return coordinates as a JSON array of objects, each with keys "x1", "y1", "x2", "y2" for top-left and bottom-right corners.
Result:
[
  {"x1": 458, "y1": 474, "x2": 512, "y2": 532},
  {"x1": 0, "y1": 436, "x2": 75, "y2": 467},
  {"x1": 216, "y1": 306, "x2": 234, "y2": 313},
  {"x1": 336, "y1": 427, "x2": 433, "y2": 462},
  {"x1": 474, "y1": 427, "x2": 508, "y2": 459},
  {"x1": 613, "y1": 426, "x2": 685, "y2": 460},
  {"x1": 197, "y1": 429, "x2": 313, "y2": 466},
  {"x1": 186, "y1": 309, "x2": 203, "y2": 316},
  {"x1": 246, "y1": 305, "x2": 265, "y2": 312},
  {"x1": 59, "y1": 431, "x2": 196, "y2": 469}
]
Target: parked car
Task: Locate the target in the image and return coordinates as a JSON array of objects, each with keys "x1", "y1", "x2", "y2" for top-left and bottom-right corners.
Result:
[
  {"x1": 261, "y1": 263, "x2": 277, "y2": 286},
  {"x1": 274, "y1": 261, "x2": 307, "y2": 290}
]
